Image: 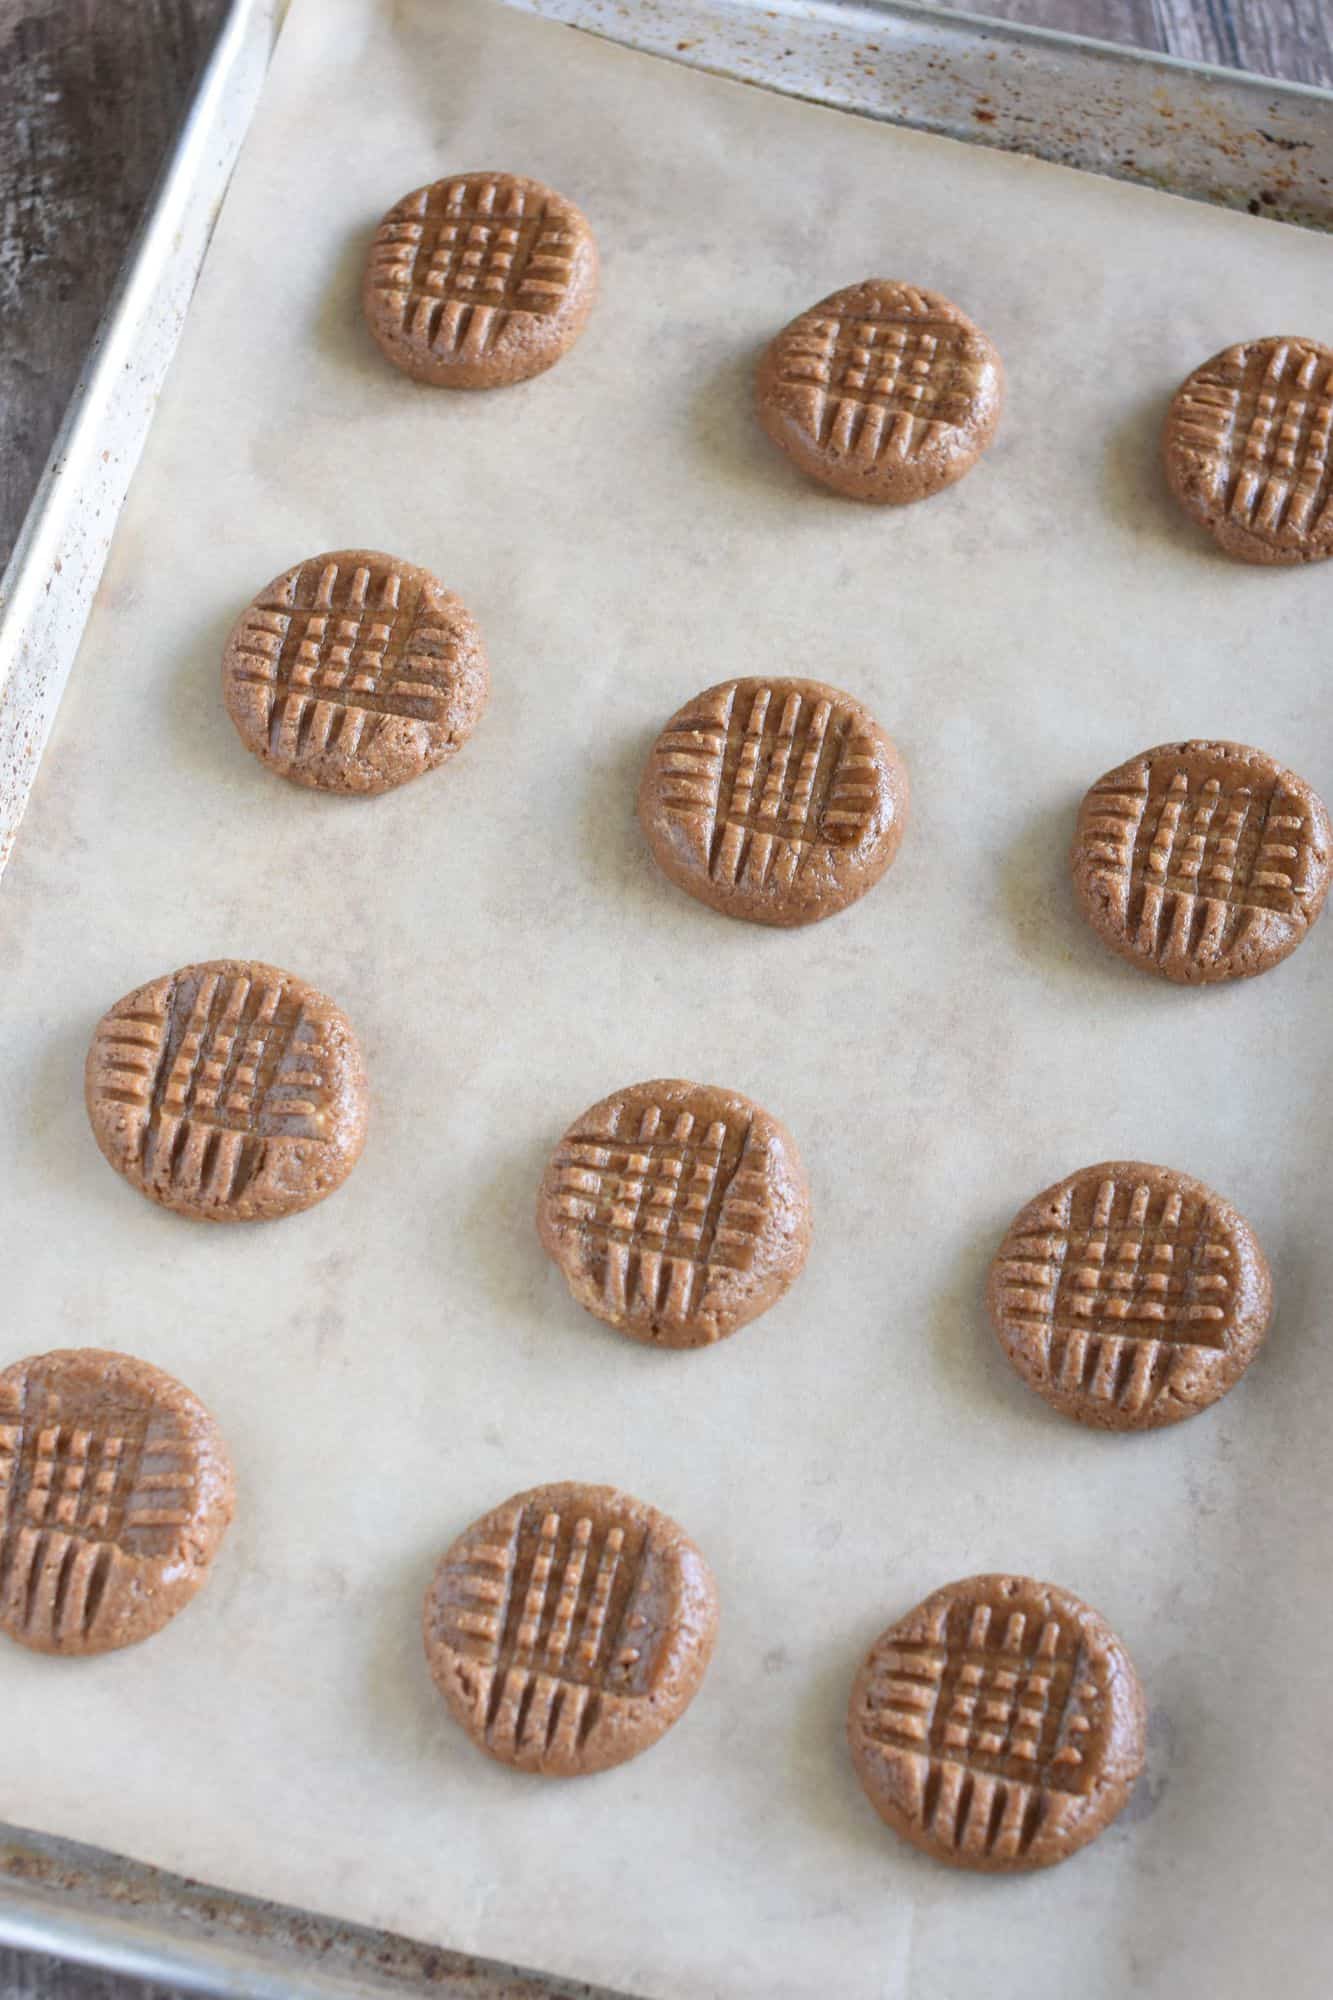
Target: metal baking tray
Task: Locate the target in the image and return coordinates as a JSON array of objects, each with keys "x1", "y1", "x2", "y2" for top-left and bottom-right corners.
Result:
[{"x1": 3, "y1": 0, "x2": 1331, "y2": 1991}]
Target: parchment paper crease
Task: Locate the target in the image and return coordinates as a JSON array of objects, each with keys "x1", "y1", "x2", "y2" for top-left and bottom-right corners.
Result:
[{"x1": 3, "y1": 2, "x2": 1333, "y2": 1994}]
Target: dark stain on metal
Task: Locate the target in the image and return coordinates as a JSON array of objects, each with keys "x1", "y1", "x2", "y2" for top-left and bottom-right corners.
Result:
[{"x1": 1, "y1": 1824, "x2": 636, "y2": 1998}]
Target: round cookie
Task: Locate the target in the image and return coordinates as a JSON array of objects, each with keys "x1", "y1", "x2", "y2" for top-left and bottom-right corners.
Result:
[
  {"x1": 362, "y1": 170, "x2": 598, "y2": 389},
  {"x1": 222, "y1": 549, "x2": 488, "y2": 796},
  {"x1": 848, "y1": 1573, "x2": 1146, "y2": 1872},
  {"x1": 423, "y1": 1481, "x2": 719, "y2": 1777},
  {"x1": 86, "y1": 959, "x2": 369, "y2": 1223},
  {"x1": 755, "y1": 280, "x2": 1003, "y2": 503},
  {"x1": 0, "y1": 1349, "x2": 234, "y2": 1657},
  {"x1": 988, "y1": 1161, "x2": 1272, "y2": 1431},
  {"x1": 1162, "y1": 336, "x2": 1333, "y2": 564},
  {"x1": 1071, "y1": 739, "x2": 1332, "y2": 984},
  {"x1": 639, "y1": 677, "x2": 909, "y2": 927},
  {"x1": 537, "y1": 1078, "x2": 811, "y2": 1348}
]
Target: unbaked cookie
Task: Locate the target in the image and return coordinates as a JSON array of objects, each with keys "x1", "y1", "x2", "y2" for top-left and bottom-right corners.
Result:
[
  {"x1": 755, "y1": 280, "x2": 1003, "y2": 502},
  {"x1": 1071, "y1": 739, "x2": 1332, "y2": 984},
  {"x1": 1162, "y1": 336, "x2": 1333, "y2": 564},
  {"x1": 424, "y1": 1481, "x2": 718, "y2": 1776},
  {"x1": 848, "y1": 1573, "x2": 1146, "y2": 1871},
  {"x1": 222, "y1": 549, "x2": 488, "y2": 796},
  {"x1": 86, "y1": 959, "x2": 369, "y2": 1222},
  {"x1": 0, "y1": 1348, "x2": 234, "y2": 1656},
  {"x1": 639, "y1": 677, "x2": 909, "y2": 927},
  {"x1": 537, "y1": 1078, "x2": 811, "y2": 1348},
  {"x1": 987, "y1": 1160, "x2": 1272, "y2": 1430},
  {"x1": 362, "y1": 171, "x2": 598, "y2": 389}
]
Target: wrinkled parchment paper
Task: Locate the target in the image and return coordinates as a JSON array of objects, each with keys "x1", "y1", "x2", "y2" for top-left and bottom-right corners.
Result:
[{"x1": 4, "y1": 3, "x2": 1333, "y2": 1994}]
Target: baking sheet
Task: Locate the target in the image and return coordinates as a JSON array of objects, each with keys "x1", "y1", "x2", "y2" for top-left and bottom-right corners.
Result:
[{"x1": 3, "y1": 1, "x2": 1333, "y2": 1995}]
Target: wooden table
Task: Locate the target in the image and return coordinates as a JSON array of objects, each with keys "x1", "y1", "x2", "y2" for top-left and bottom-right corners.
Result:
[{"x1": 1, "y1": 0, "x2": 1330, "y2": 1992}]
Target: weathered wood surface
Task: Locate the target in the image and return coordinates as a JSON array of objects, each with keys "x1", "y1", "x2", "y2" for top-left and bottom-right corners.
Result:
[
  {"x1": 934, "y1": 0, "x2": 1333, "y2": 87},
  {"x1": 0, "y1": 0, "x2": 227, "y2": 570}
]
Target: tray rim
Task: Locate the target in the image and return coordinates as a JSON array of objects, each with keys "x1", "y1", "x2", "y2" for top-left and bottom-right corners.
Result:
[
  {"x1": 825, "y1": 0, "x2": 1333, "y2": 102},
  {"x1": 0, "y1": 1819, "x2": 625, "y2": 1999},
  {"x1": 0, "y1": 0, "x2": 280, "y2": 878}
]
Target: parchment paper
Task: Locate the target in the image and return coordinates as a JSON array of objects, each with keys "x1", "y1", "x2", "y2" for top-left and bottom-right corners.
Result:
[{"x1": 4, "y1": 3, "x2": 1333, "y2": 1994}]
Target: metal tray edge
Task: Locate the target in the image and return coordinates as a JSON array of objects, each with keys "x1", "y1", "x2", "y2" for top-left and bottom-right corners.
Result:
[
  {"x1": 0, "y1": 1821, "x2": 627, "y2": 1999},
  {"x1": 830, "y1": 0, "x2": 1333, "y2": 102},
  {"x1": 0, "y1": 0, "x2": 282, "y2": 880},
  {"x1": 513, "y1": 0, "x2": 1333, "y2": 228}
]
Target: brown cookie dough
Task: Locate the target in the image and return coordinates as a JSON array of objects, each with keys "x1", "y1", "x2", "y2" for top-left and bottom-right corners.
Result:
[
  {"x1": 222, "y1": 549, "x2": 488, "y2": 796},
  {"x1": 988, "y1": 1161, "x2": 1273, "y2": 1431},
  {"x1": 755, "y1": 280, "x2": 1003, "y2": 503},
  {"x1": 639, "y1": 677, "x2": 909, "y2": 927},
  {"x1": 86, "y1": 959, "x2": 369, "y2": 1223},
  {"x1": 362, "y1": 171, "x2": 598, "y2": 389},
  {"x1": 0, "y1": 1349, "x2": 234, "y2": 1657},
  {"x1": 537, "y1": 1078, "x2": 811, "y2": 1348},
  {"x1": 1071, "y1": 739, "x2": 1332, "y2": 984},
  {"x1": 1162, "y1": 336, "x2": 1333, "y2": 564},
  {"x1": 423, "y1": 1482, "x2": 719, "y2": 1776},
  {"x1": 848, "y1": 1573, "x2": 1146, "y2": 1872}
]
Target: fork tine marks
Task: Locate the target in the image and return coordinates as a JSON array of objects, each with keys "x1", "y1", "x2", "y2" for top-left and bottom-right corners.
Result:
[
  {"x1": 486, "y1": 1667, "x2": 532, "y2": 1756},
  {"x1": 54, "y1": 1541, "x2": 102, "y2": 1643},
  {"x1": 956, "y1": 1773, "x2": 1001, "y2": 1860},
  {"x1": 0, "y1": 1527, "x2": 41, "y2": 1632},
  {"x1": 25, "y1": 1532, "x2": 77, "y2": 1641},
  {"x1": 929, "y1": 1762, "x2": 968, "y2": 1847}
]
